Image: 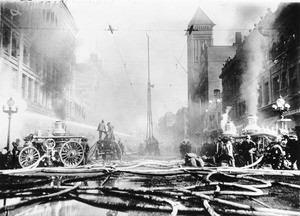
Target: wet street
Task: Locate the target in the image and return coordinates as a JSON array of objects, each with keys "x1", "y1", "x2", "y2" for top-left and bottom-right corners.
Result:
[{"x1": 1, "y1": 153, "x2": 300, "y2": 216}]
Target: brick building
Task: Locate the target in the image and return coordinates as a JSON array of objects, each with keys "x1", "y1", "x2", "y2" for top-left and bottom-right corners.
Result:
[
  {"x1": 220, "y1": 3, "x2": 300, "y2": 133},
  {"x1": 186, "y1": 7, "x2": 237, "y2": 142}
]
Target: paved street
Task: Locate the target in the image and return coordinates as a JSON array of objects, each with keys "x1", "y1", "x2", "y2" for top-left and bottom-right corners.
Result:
[{"x1": 1, "y1": 154, "x2": 300, "y2": 216}]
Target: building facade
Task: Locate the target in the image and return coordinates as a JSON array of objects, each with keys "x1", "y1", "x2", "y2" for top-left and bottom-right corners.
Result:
[
  {"x1": 220, "y1": 3, "x2": 300, "y2": 133},
  {"x1": 0, "y1": 2, "x2": 88, "y2": 148},
  {"x1": 186, "y1": 7, "x2": 237, "y2": 142}
]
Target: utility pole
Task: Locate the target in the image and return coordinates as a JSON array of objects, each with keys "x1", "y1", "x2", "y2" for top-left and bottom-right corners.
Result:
[{"x1": 146, "y1": 34, "x2": 154, "y2": 140}]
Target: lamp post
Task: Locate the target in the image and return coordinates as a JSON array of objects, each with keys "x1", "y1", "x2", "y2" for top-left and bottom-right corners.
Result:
[
  {"x1": 3, "y1": 97, "x2": 18, "y2": 151},
  {"x1": 272, "y1": 96, "x2": 290, "y2": 119},
  {"x1": 272, "y1": 96, "x2": 290, "y2": 130}
]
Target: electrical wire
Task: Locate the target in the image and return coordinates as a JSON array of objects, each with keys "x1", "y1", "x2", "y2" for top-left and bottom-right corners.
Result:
[
  {"x1": 102, "y1": 0, "x2": 138, "y2": 101},
  {"x1": 2, "y1": 26, "x2": 288, "y2": 32}
]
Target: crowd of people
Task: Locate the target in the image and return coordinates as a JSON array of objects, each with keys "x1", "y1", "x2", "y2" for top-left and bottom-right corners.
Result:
[
  {"x1": 0, "y1": 138, "x2": 21, "y2": 169},
  {"x1": 178, "y1": 131, "x2": 300, "y2": 170}
]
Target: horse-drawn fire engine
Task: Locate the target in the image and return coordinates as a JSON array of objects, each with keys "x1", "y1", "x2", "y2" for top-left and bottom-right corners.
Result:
[{"x1": 18, "y1": 121, "x2": 89, "y2": 168}]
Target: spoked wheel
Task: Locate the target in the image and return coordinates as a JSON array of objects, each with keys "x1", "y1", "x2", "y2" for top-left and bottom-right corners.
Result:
[
  {"x1": 59, "y1": 141, "x2": 84, "y2": 167},
  {"x1": 19, "y1": 146, "x2": 41, "y2": 168}
]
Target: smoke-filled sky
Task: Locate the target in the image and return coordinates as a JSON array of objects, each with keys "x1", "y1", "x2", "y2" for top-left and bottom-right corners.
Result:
[{"x1": 66, "y1": 0, "x2": 281, "y2": 132}]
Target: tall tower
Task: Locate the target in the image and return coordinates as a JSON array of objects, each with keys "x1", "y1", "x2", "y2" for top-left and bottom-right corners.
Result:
[{"x1": 187, "y1": 7, "x2": 215, "y2": 116}]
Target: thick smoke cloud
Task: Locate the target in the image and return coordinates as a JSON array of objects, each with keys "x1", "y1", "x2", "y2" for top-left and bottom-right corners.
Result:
[{"x1": 241, "y1": 29, "x2": 268, "y2": 116}]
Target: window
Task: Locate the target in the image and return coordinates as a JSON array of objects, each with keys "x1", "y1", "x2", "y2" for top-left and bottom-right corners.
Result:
[
  {"x1": 34, "y1": 82, "x2": 38, "y2": 102},
  {"x1": 53, "y1": 67, "x2": 57, "y2": 81},
  {"x1": 22, "y1": 74, "x2": 26, "y2": 98},
  {"x1": 23, "y1": 44, "x2": 29, "y2": 65},
  {"x1": 28, "y1": 78, "x2": 33, "y2": 101},
  {"x1": 46, "y1": 10, "x2": 50, "y2": 22},
  {"x1": 273, "y1": 76, "x2": 280, "y2": 100},
  {"x1": 263, "y1": 81, "x2": 269, "y2": 105},
  {"x1": 43, "y1": 58, "x2": 48, "y2": 78},
  {"x1": 11, "y1": 32, "x2": 19, "y2": 59},
  {"x1": 258, "y1": 85, "x2": 262, "y2": 108},
  {"x1": 3, "y1": 24, "x2": 11, "y2": 54},
  {"x1": 12, "y1": 68, "x2": 18, "y2": 89},
  {"x1": 35, "y1": 52, "x2": 42, "y2": 75},
  {"x1": 289, "y1": 67, "x2": 298, "y2": 95},
  {"x1": 47, "y1": 62, "x2": 52, "y2": 80},
  {"x1": 281, "y1": 71, "x2": 287, "y2": 89},
  {"x1": 194, "y1": 40, "x2": 200, "y2": 62},
  {"x1": 42, "y1": 90, "x2": 47, "y2": 107},
  {"x1": 239, "y1": 101, "x2": 246, "y2": 116},
  {"x1": 29, "y1": 46, "x2": 36, "y2": 71},
  {"x1": 51, "y1": 12, "x2": 54, "y2": 24}
]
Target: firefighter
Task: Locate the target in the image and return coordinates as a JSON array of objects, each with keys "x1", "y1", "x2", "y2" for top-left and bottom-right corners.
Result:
[
  {"x1": 285, "y1": 134, "x2": 299, "y2": 169},
  {"x1": 179, "y1": 140, "x2": 186, "y2": 159},
  {"x1": 240, "y1": 135, "x2": 256, "y2": 165},
  {"x1": 81, "y1": 137, "x2": 90, "y2": 165},
  {"x1": 269, "y1": 137, "x2": 285, "y2": 169},
  {"x1": 184, "y1": 153, "x2": 204, "y2": 167},
  {"x1": 97, "y1": 120, "x2": 106, "y2": 140},
  {"x1": 107, "y1": 122, "x2": 115, "y2": 141},
  {"x1": 118, "y1": 139, "x2": 125, "y2": 155},
  {"x1": 11, "y1": 138, "x2": 21, "y2": 168},
  {"x1": 215, "y1": 137, "x2": 224, "y2": 163},
  {"x1": 0, "y1": 147, "x2": 10, "y2": 169}
]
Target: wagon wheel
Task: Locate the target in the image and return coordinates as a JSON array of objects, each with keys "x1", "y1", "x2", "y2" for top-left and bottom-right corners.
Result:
[
  {"x1": 19, "y1": 146, "x2": 41, "y2": 168},
  {"x1": 59, "y1": 141, "x2": 84, "y2": 167}
]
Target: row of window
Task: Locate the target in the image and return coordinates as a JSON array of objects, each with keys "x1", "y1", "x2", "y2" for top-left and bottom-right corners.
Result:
[
  {"x1": 21, "y1": 73, "x2": 40, "y2": 104},
  {"x1": 0, "y1": 19, "x2": 60, "y2": 82},
  {"x1": 225, "y1": 65, "x2": 298, "y2": 120},
  {"x1": 21, "y1": 72, "x2": 85, "y2": 119},
  {"x1": 260, "y1": 66, "x2": 298, "y2": 107},
  {"x1": 224, "y1": 64, "x2": 298, "y2": 108},
  {"x1": 193, "y1": 25, "x2": 211, "y2": 31}
]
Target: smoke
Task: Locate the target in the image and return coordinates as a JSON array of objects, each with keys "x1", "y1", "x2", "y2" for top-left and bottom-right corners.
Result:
[
  {"x1": 220, "y1": 106, "x2": 232, "y2": 132},
  {"x1": 235, "y1": 3, "x2": 268, "y2": 29},
  {"x1": 241, "y1": 29, "x2": 268, "y2": 116},
  {"x1": 7, "y1": 2, "x2": 76, "y2": 120}
]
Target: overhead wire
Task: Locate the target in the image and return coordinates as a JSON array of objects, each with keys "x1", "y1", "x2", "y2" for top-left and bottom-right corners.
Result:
[
  {"x1": 164, "y1": 21, "x2": 198, "y2": 109},
  {"x1": 6, "y1": 26, "x2": 288, "y2": 32},
  {"x1": 102, "y1": 1, "x2": 138, "y2": 101}
]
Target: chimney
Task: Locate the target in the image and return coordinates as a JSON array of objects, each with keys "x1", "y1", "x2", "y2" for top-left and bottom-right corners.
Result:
[{"x1": 235, "y1": 32, "x2": 242, "y2": 46}]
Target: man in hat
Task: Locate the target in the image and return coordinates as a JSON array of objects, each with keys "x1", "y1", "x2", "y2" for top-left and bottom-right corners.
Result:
[
  {"x1": 97, "y1": 120, "x2": 106, "y2": 140},
  {"x1": 241, "y1": 135, "x2": 256, "y2": 165},
  {"x1": 12, "y1": 138, "x2": 21, "y2": 168},
  {"x1": 107, "y1": 122, "x2": 115, "y2": 140},
  {"x1": 285, "y1": 132, "x2": 300, "y2": 169}
]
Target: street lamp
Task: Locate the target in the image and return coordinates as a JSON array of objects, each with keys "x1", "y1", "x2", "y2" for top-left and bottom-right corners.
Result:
[
  {"x1": 3, "y1": 97, "x2": 18, "y2": 151},
  {"x1": 272, "y1": 96, "x2": 291, "y2": 131},
  {"x1": 271, "y1": 96, "x2": 290, "y2": 119}
]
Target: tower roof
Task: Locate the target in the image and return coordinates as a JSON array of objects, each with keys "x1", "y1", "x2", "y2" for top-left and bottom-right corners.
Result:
[{"x1": 188, "y1": 7, "x2": 215, "y2": 27}]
